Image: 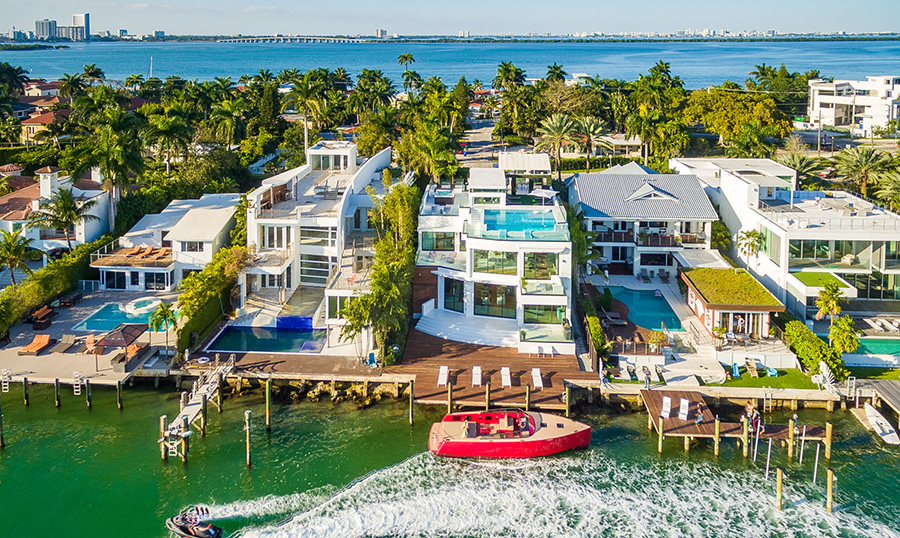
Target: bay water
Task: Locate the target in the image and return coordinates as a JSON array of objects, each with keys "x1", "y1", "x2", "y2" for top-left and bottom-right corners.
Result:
[
  {"x1": 2, "y1": 40, "x2": 900, "y2": 88},
  {"x1": 0, "y1": 383, "x2": 899, "y2": 537}
]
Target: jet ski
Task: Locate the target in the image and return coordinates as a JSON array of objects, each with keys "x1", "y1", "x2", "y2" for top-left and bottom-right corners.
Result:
[{"x1": 165, "y1": 507, "x2": 223, "y2": 538}]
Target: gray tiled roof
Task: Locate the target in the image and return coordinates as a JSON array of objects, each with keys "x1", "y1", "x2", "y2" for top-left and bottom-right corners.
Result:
[{"x1": 569, "y1": 173, "x2": 718, "y2": 220}]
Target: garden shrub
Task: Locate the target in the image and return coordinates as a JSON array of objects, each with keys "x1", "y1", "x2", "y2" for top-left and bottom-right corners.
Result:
[{"x1": 783, "y1": 320, "x2": 849, "y2": 381}]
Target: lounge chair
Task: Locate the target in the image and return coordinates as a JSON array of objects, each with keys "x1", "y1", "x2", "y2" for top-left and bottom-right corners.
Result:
[
  {"x1": 501, "y1": 366, "x2": 512, "y2": 388},
  {"x1": 437, "y1": 365, "x2": 449, "y2": 387},
  {"x1": 59, "y1": 291, "x2": 82, "y2": 307},
  {"x1": 678, "y1": 398, "x2": 690, "y2": 421},
  {"x1": 641, "y1": 268, "x2": 651, "y2": 281},
  {"x1": 49, "y1": 334, "x2": 77, "y2": 353},
  {"x1": 366, "y1": 352, "x2": 378, "y2": 368},
  {"x1": 471, "y1": 366, "x2": 482, "y2": 387},
  {"x1": 150, "y1": 247, "x2": 171, "y2": 260},
  {"x1": 19, "y1": 334, "x2": 54, "y2": 356},
  {"x1": 660, "y1": 396, "x2": 672, "y2": 419},
  {"x1": 659, "y1": 270, "x2": 670, "y2": 283},
  {"x1": 531, "y1": 368, "x2": 543, "y2": 390},
  {"x1": 78, "y1": 334, "x2": 103, "y2": 356},
  {"x1": 123, "y1": 245, "x2": 142, "y2": 257},
  {"x1": 766, "y1": 367, "x2": 779, "y2": 377},
  {"x1": 867, "y1": 318, "x2": 885, "y2": 333},
  {"x1": 136, "y1": 246, "x2": 155, "y2": 258},
  {"x1": 745, "y1": 358, "x2": 759, "y2": 377},
  {"x1": 27, "y1": 305, "x2": 56, "y2": 323}
]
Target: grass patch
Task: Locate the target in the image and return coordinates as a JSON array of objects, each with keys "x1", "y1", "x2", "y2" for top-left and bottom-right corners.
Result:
[
  {"x1": 713, "y1": 368, "x2": 818, "y2": 389},
  {"x1": 847, "y1": 367, "x2": 900, "y2": 381},
  {"x1": 791, "y1": 272, "x2": 847, "y2": 288},
  {"x1": 682, "y1": 267, "x2": 782, "y2": 306}
]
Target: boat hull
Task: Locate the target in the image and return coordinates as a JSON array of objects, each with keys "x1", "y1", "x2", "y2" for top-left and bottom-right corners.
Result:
[
  {"x1": 429, "y1": 410, "x2": 591, "y2": 458},
  {"x1": 865, "y1": 403, "x2": 900, "y2": 445}
]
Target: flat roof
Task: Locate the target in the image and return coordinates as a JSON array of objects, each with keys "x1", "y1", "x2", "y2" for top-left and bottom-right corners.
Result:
[
  {"x1": 499, "y1": 152, "x2": 551, "y2": 173},
  {"x1": 674, "y1": 158, "x2": 796, "y2": 178},
  {"x1": 791, "y1": 272, "x2": 848, "y2": 288},
  {"x1": 673, "y1": 249, "x2": 731, "y2": 269},
  {"x1": 467, "y1": 167, "x2": 506, "y2": 190},
  {"x1": 124, "y1": 193, "x2": 240, "y2": 242},
  {"x1": 758, "y1": 191, "x2": 900, "y2": 234},
  {"x1": 166, "y1": 206, "x2": 236, "y2": 242},
  {"x1": 682, "y1": 268, "x2": 784, "y2": 309}
]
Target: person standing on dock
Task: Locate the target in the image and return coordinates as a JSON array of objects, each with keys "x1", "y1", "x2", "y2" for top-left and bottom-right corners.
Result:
[
  {"x1": 696, "y1": 410, "x2": 704, "y2": 426},
  {"x1": 643, "y1": 367, "x2": 651, "y2": 389}
]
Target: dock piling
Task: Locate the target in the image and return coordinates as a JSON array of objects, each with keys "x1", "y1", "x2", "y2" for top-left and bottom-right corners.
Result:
[
  {"x1": 85, "y1": 380, "x2": 92, "y2": 409},
  {"x1": 180, "y1": 416, "x2": 189, "y2": 464},
  {"x1": 813, "y1": 443, "x2": 821, "y2": 484},
  {"x1": 447, "y1": 383, "x2": 453, "y2": 414},
  {"x1": 484, "y1": 382, "x2": 490, "y2": 411},
  {"x1": 741, "y1": 417, "x2": 749, "y2": 458},
  {"x1": 200, "y1": 394, "x2": 208, "y2": 436},
  {"x1": 765, "y1": 438, "x2": 773, "y2": 480},
  {"x1": 265, "y1": 377, "x2": 272, "y2": 432},
  {"x1": 776, "y1": 467, "x2": 783, "y2": 510},
  {"x1": 0, "y1": 394, "x2": 5, "y2": 448},
  {"x1": 657, "y1": 417, "x2": 664, "y2": 454},
  {"x1": 116, "y1": 381, "x2": 123, "y2": 410},
  {"x1": 799, "y1": 425, "x2": 807, "y2": 464},
  {"x1": 525, "y1": 384, "x2": 531, "y2": 412},
  {"x1": 54, "y1": 379, "x2": 60, "y2": 408},
  {"x1": 788, "y1": 419, "x2": 795, "y2": 459},
  {"x1": 826, "y1": 468, "x2": 834, "y2": 513},
  {"x1": 648, "y1": 412, "x2": 653, "y2": 431},
  {"x1": 244, "y1": 410, "x2": 252, "y2": 468},
  {"x1": 753, "y1": 424, "x2": 761, "y2": 461},
  {"x1": 23, "y1": 377, "x2": 28, "y2": 406},
  {"x1": 159, "y1": 415, "x2": 168, "y2": 462},
  {"x1": 408, "y1": 380, "x2": 414, "y2": 426},
  {"x1": 565, "y1": 385, "x2": 571, "y2": 418},
  {"x1": 684, "y1": 435, "x2": 690, "y2": 453},
  {"x1": 825, "y1": 422, "x2": 833, "y2": 459},
  {"x1": 216, "y1": 373, "x2": 223, "y2": 412},
  {"x1": 714, "y1": 416, "x2": 720, "y2": 457}
]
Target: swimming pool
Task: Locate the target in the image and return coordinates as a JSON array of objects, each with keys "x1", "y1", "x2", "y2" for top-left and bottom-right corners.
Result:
[
  {"x1": 483, "y1": 209, "x2": 555, "y2": 233},
  {"x1": 850, "y1": 338, "x2": 900, "y2": 355},
  {"x1": 206, "y1": 326, "x2": 326, "y2": 354},
  {"x1": 72, "y1": 303, "x2": 174, "y2": 332},
  {"x1": 607, "y1": 286, "x2": 683, "y2": 331}
]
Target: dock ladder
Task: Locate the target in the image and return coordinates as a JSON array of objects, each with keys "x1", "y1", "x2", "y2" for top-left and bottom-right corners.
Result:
[
  {"x1": 845, "y1": 376, "x2": 857, "y2": 398},
  {"x1": 763, "y1": 387, "x2": 775, "y2": 413},
  {"x1": 73, "y1": 372, "x2": 84, "y2": 396},
  {"x1": 1, "y1": 369, "x2": 10, "y2": 393}
]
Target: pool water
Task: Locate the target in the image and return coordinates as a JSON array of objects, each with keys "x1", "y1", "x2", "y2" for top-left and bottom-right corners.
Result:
[
  {"x1": 483, "y1": 209, "x2": 555, "y2": 232},
  {"x1": 207, "y1": 326, "x2": 326, "y2": 353},
  {"x1": 608, "y1": 286, "x2": 683, "y2": 331},
  {"x1": 852, "y1": 338, "x2": 900, "y2": 355},
  {"x1": 72, "y1": 303, "x2": 173, "y2": 332}
]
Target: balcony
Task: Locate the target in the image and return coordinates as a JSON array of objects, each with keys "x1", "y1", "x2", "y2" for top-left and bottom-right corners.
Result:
[
  {"x1": 594, "y1": 230, "x2": 633, "y2": 243},
  {"x1": 521, "y1": 280, "x2": 566, "y2": 296},
  {"x1": 678, "y1": 233, "x2": 706, "y2": 245},
  {"x1": 637, "y1": 234, "x2": 681, "y2": 248}
]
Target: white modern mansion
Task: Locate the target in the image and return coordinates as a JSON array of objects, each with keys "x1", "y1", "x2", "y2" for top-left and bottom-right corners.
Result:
[
  {"x1": 672, "y1": 157, "x2": 900, "y2": 324},
  {"x1": 807, "y1": 76, "x2": 900, "y2": 137},
  {"x1": 237, "y1": 141, "x2": 393, "y2": 351},
  {"x1": 90, "y1": 194, "x2": 240, "y2": 291},
  {"x1": 568, "y1": 166, "x2": 720, "y2": 277},
  {"x1": 412, "y1": 167, "x2": 575, "y2": 354}
]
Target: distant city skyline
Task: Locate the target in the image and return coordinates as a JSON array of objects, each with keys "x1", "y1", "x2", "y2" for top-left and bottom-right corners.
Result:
[{"x1": 1, "y1": 0, "x2": 899, "y2": 37}]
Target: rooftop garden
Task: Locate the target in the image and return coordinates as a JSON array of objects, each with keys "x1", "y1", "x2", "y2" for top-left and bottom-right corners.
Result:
[
  {"x1": 682, "y1": 267, "x2": 782, "y2": 307},
  {"x1": 792, "y1": 272, "x2": 847, "y2": 288}
]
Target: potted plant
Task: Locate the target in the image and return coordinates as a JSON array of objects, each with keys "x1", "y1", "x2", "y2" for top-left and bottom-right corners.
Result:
[
  {"x1": 520, "y1": 329, "x2": 527, "y2": 341},
  {"x1": 712, "y1": 326, "x2": 727, "y2": 350}
]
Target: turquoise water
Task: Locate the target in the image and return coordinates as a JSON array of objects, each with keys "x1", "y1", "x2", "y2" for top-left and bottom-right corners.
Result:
[
  {"x1": 3, "y1": 40, "x2": 900, "y2": 87},
  {"x1": 848, "y1": 338, "x2": 900, "y2": 355},
  {"x1": 609, "y1": 286, "x2": 683, "y2": 331},
  {"x1": 206, "y1": 326, "x2": 326, "y2": 353},
  {"x1": 483, "y1": 209, "x2": 555, "y2": 233},
  {"x1": 1, "y1": 386, "x2": 898, "y2": 538},
  {"x1": 72, "y1": 302, "x2": 171, "y2": 332}
]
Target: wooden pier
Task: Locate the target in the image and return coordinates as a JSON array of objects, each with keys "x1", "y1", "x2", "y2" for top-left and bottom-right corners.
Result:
[{"x1": 862, "y1": 379, "x2": 900, "y2": 419}]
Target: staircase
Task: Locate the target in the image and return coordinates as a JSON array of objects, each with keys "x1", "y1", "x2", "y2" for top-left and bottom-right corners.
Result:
[{"x1": 415, "y1": 311, "x2": 520, "y2": 348}]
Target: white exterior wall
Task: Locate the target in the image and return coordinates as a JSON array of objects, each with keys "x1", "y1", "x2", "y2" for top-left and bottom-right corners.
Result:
[{"x1": 808, "y1": 76, "x2": 900, "y2": 137}]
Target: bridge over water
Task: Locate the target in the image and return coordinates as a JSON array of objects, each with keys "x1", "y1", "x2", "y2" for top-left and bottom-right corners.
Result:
[{"x1": 217, "y1": 36, "x2": 360, "y2": 44}]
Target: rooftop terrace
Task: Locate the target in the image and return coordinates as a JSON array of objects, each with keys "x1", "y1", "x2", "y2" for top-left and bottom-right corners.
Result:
[
  {"x1": 256, "y1": 168, "x2": 353, "y2": 220},
  {"x1": 757, "y1": 190, "x2": 900, "y2": 233}
]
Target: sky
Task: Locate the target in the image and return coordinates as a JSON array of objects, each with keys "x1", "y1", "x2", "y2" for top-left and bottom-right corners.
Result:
[{"x1": 2, "y1": 0, "x2": 899, "y2": 36}]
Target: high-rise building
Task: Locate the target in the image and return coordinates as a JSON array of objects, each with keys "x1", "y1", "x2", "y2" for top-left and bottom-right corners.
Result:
[
  {"x1": 57, "y1": 25, "x2": 85, "y2": 41},
  {"x1": 153, "y1": 30, "x2": 165, "y2": 38},
  {"x1": 72, "y1": 13, "x2": 90, "y2": 40},
  {"x1": 35, "y1": 19, "x2": 57, "y2": 40},
  {"x1": 119, "y1": 29, "x2": 128, "y2": 37},
  {"x1": 375, "y1": 28, "x2": 387, "y2": 38}
]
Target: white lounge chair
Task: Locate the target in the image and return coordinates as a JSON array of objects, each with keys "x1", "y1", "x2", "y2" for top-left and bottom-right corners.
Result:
[
  {"x1": 891, "y1": 320, "x2": 900, "y2": 331},
  {"x1": 678, "y1": 398, "x2": 690, "y2": 421},
  {"x1": 618, "y1": 359, "x2": 631, "y2": 381},
  {"x1": 501, "y1": 366, "x2": 512, "y2": 388},
  {"x1": 660, "y1": 396, "x2": 672, "y2": 418},
  {"x1": 868, "y1": 318, "x2": 885, "y2": 333},
  {"x1": 531, "y1": 368, "x2": 543, "y2": 390},
  {"x1": 437, "y1": 365, "x2": 449, "y2": 387},
  {"x1": 472, "y1": 366, "x2": 482, "y2": 387}
]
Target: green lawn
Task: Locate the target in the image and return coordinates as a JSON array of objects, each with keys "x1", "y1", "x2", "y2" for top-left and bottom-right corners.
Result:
[
  {"x1": 682, "y1": 268, "x2": 782, "y2": 306},
  {"x1": 712, "y1": 367, "x2": 818, "y2": 389},
  {"x1": 792, "y1": 272, "x2": 848, "y2": 288},
  {"x1": 847, "y1": 367, "x2": 900, "y2": 381}
]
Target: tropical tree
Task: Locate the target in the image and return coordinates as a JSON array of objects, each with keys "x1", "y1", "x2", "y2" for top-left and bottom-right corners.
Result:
[
  {"x1": 0, "y1": 116, "x2": 19, "y2": 145},
  {"x1": 834, "y1": 146, "x2": 892, "y2": 196},
  {"x1": 875, "y1": 171, "x2": 900, "y2": 210},
  {"x1": 211, "y1": 98, "x2": 247, "y2": 147},
  {"x1": 625, "y1": 104, "x2": 662, "y2": 165},
  {"x1": 397, "y1": 53, "x2": 415, "y2": 68},
  {"x1": 409, "y1": 121, "x2": 457, "y2": 183},
  {"x1": 82, "y1": 64, "x2": 105, "y2": 86},
  {"x1": 0, "y1": 62, "x2": 29, "y2": 94},
  {"x1": 535, "y1": 114, "x2": 577, "y2": 181},
  {"x1": 149, "y1": 301, "x2": 180, "y2": 358},
  {"x1": 577, "y1": 116, "x2": 611, "y2": 172},
  {"x1": 830, "y1": 315, "x2": 861, "y2": 354},
  {"x1": 124, "y1": 74, "x2": 144, "y2": 92},
  {"x1": 779, "y1": 153, "x2": 820, "y2": 189},
  {"x1": 725, "y1": 121, "x2": 776, "y2": 159},
  {"x1": 26, "y1": 187, "x2": 100, "y2": 251},
  {"x1": 565, "y1": 204, "x2": 598, "y2": 287},
  {"x1": 58, "y1": 73, "x2": 87, "y2": 104},
  {"x1": 143, "y1": 108, "x2": 193, "y2": 174},
  {"x1": 282, "y1": 73, "x2": 325, "y2": 152},
  {"x1": 493, "y1": 61, "x2": 525, "y2": 90},
  {"x1": 546, "y1": 63, "x2": 567, "y2": 82},
  {"x1": 0, "y1": 229, "x2": 33, "y2": 287},
  {"x1": 736, "y1": 229, "x2": 764, "y2": 271},
  {"x1": 815, "y1": 281, "x2": 846, "y2": 336}
]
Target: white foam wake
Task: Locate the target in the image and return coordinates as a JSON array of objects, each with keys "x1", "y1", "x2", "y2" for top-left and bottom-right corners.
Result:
[{"x1": 222, "y1": 452, "x2": 899, "y2": 538}]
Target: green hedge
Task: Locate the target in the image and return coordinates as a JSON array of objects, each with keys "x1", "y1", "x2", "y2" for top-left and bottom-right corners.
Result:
[
  {"x1": 0, "y1": 234, "x2": 113, "y2": 337},
  {"x1": 177, "y1": 285, "x2": 230, "y2": 353},
  {"x1": 552, "y1": 156, "x2": 640, "y2": 171},
  {"x1": 597, "y1": 287, "x2": 613, "y2": 312},
  {"x1": 784, "y1": 320, "x2": 849, "y2": 381},
  {"x1": 577, "y1": 295, "x2": 610, "y2": 360}
]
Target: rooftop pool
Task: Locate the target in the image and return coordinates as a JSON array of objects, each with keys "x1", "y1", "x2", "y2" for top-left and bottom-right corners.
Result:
[
  {"x1": 608, "y1": 286, "x2": 683, "y2": 331},
  {"x1": 73, "y1": 303, "x2": 174, "y2": 332},
  {"x1": 483, "y1": 208, "x2": 556, "y2": 233},
  {"x1": 206, "y1": 326, "x2": 326, "y2": 354}
]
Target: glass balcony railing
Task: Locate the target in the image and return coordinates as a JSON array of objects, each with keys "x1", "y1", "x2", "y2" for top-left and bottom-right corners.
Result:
[{"x1": 521, "y1": 281, "x2": 566, "y2": 295}]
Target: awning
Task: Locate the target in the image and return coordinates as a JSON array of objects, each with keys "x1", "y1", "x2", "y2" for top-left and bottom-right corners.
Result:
[
  {"x1": 673, "y1": 249, "x2": 731, "y2": 269},
  {"x1": 97, "y1": 323, "x2": 148, "y2": 348}
]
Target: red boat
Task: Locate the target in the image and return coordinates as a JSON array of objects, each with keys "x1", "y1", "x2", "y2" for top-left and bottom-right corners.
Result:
[{"x1": 428, "y1": 409, "x2": 591, "y2": 458}]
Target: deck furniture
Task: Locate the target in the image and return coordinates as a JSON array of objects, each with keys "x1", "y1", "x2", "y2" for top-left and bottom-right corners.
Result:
[
  {"x1": 641, "y1": 268, "x2": 651, "y2": 281},
  {"x1": 677, "y1": 398, "x2": 690, "y2": 421},
  {"x1": 19, "y1": 334, "x2": 54, "y2": 356},
  {"x1": 658, "y1": 270, "x2": 670, "y2": 283},
  {"x1": 366, "y1": 352, "x2": 378, "y2": 368},
  {"x1": 49, "y1": 334, "x2": 77, "y2": 353},
  {"x1": 437, "y1": 365, "x2": 449, "y2": 387},
  {"x1": 32, "y1": 317, "x2": 52, "y2": 330},
  {"x1": 149, "y1": 247, "x2": 171, "y2": 260},
  {"x1": 867, "y1": 318, "x2": 885, "y2": 332},
  {"x1": 471, "y1": 366, "x2": 482, "y2": 387},
  {"x1": 500, "y1": 366, "x2": 512, "y2": 388},
  {"x1": 123, "y1": 245, "x2": 142, "y2": 256},
  {"x1": 27, "y1": 305, "x2": 56, "y2": 323},
  {"x1": 531, "y1": 368, "x2": 543, "y2": 390},
  {"x1": 78, "y1": 334, "x2": 103, "y2": 356},
  {"x1": 746, "y1": 358, "x2": 759, "y2": 377},
  {"x1": 136, "y1": 246, "x2": 155, "y2": 258},
  {"x1": 766, "y1": 367, "x2": 779, "y2": 377},
  {"x1": 59, "y1": 291, "x2": 82, "y2": 307},
  {"x1": 660, "y1": 396, "x2": 672, "y2": 418}
]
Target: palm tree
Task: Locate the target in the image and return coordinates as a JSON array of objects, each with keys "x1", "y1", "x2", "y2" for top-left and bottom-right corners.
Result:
[
  {"x1": 725, "y1": 121, "x2": 776, "y2": 159},
  {"x1": 253, "y1": 69, "x2": 274, "y2": 84},
  {"x1": 149, "y1": 301, "x2": 180, "y2": 359},
  {"x1": 493, "y1": 61, "x2": 525, "y2": 90},
  {"x1": 0, "y1": 62, "x2": 29, "y2": 94},
  {"x1": 577, "y1": 117, "x2": 611, "y2": 172},
  {"x1": 0, "y1": 229, "x2": 34, "y2": 287},
  {"x1": 737, "y1": 229, "x2": 764, "y2": 272},
  {"x1": 875, "y1": 171, "x2": 900, "y2": 210},
  {"x1": 26, "y1": 187, "x2": 100, "y2": 251},
  {"x1": 211, "y1": 98, "x2": 247, "y2": 147},
  {"x1": 412, "y1": 122, "x2": 457, "y2": 183},
  {"x1": 779, "y1": 153, "x2": 820, "y2": 189},
  {"x1": 830, "y1": 315, "x2": 861, "y2": 354},
  {"x1": 82, "y1": 64, "x2": 105, "y2": 86},
  {"x1": 624, "y1": 104, "x2": 661, "y2": 166},
  {"x1": 282, "y1": 73, "x2": 325, "y2": 153},
  {"x1": 0, "y1": 116, "x2": 20, "y2": 145},
  {"x1": 124, "y1": 74, "x2": 144, "y2": 92},
  {"x1": 834, "y1": 146, "x2": 892, "y2": 196},
  {"x1": 816, "y1": 281, "x2": 846, "y2": 344},
  {"x1": 397, "y1": 53, "x2": 415, "y2": 68},
  {"x1": 143, "y1": 109, "x2": 192, "y2": 174},
  {"x1": 58, "y1": 73, "x2": 87, "y2": 104},
  {"x1": 535, "y1": 114, "x2": 577, "y2": 182},
  {"x1": 546, "y1": 63, "x2": 567, "y2": 83}
]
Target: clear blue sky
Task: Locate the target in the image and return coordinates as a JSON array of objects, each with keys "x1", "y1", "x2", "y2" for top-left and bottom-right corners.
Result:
[{"x1": 3, "y1": 0, "x2": 898, "y2": 36}]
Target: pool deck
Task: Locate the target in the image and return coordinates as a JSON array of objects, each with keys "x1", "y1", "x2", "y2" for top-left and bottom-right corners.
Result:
[{"x1": 0, "y1": 290, "x2": 178, "y2": 386}]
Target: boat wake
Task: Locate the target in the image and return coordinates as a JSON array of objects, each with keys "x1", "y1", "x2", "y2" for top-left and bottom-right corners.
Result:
[{"x1": 220, "y1": 451, "x2": 899, "y2": 537}]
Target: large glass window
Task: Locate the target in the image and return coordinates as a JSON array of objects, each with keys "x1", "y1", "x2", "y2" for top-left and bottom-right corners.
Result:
[
  {"x1": 524, "y1": 305, "x2": 566, "y2": 324},
  {"x1": 328, "y1": 296, "x2": 355, "y2": 319},
  {"x1": 443, "y1": 277, "x2": 464, "y2": 313},
  {"x1": 886, "y1": 241, "x2": 900, "y2": 270},
  {"x1": 474, "y1": 283, "x2": 516, "y2": 318},
  {"x1": 422, "y1": 232, "x2": 455, "y2": 251},
  {"x1": 262, "y1": 226, "x2": 289, "y2": 249},
  {"x1": 299, "y1": 226, "x2": 336, "y2": 247},
  {"x1": 300, "y1": 254, "x2": 333, "y2": 285},
  {"x1": 473, "y1": 250, "x2": 517, "y2": 275},
  {"x1": 760, "y1": 226, "x2": 781, "y2": 266},
  {"x1": 145, "y1": 272, "x2": 167, "y2": 290},
  {"x1": 524, "y1": 252, "x2": 558, "y2": 280},
  {"x1": 181, "y1": 241, "x2": 204, "y2": 252},
  {"x1": 838, "y1": 271, "x2": 900, "y2": 300}
]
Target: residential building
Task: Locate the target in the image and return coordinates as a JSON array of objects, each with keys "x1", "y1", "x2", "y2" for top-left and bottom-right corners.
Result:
[
  {"x1": 90, "y1": 194, "x2": 239, "y2": 292},
  {"x1": 237, "y1": 142, "x2": 392, "y2": 353},
  {"x1": 24, "y1": 81, "x2": 61, "y2": 97},
  {"x1": 498, "y1": 151, "x2": 552, "y2": 195},
  {"x1": 153, "y1": 30, "x2": 165, "y2": 38},
  {"x1": 568, "y1": 171, "x2": 719, "y2": 277},
  {"x1": 0, "y1": 166, "x2": 109, "y2": 253},
  {"x1": 72, "y1": 13, "x2": 90, "y2": 39},
  {"x1": 413, "y1": 167, "x2": 575, "y2": 354},
  {"x1": 671, "y1": 157, "x2": 900, "y2": 326},
  {"x1": 20, "y1": 109, "x2": 70, "y2": 145},
  {"x1": 35, "y1": 19, "x2": 57, "y2": 40},
  {"x1": 375, "y1": 28, "x2": 387, "y2": 38},
  {"x1": 56, "y1": 25, "x2": 86, "y2": 41},
  {"x1": 599, "y1": 134, "x2": 642, "y2": 157},
  {"x1": 807, "y1": 76, "x2": 900, "y2": 137},
  {"x1": 119, "y1": 29, "x2": 128, "y2": 38}
]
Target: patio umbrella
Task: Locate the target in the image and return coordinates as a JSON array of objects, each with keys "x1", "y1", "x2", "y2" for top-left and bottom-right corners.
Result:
[
  {"x1": 97, "y1": 323, "x2": 149, "y2": 348},
  {"x1": 529, "y1": 188, "x2": 558, "y2": 206}
]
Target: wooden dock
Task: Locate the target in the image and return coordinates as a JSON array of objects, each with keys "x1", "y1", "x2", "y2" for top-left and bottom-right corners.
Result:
[{"x1": 863, "y1": 379, "x2": 900, "y2": 419}]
